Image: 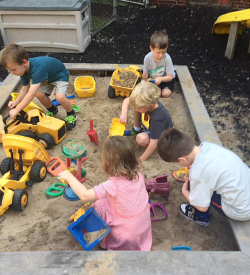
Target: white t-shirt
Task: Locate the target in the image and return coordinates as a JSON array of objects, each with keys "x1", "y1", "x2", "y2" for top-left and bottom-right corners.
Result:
[
  {"x1": 189, "y1": 142, "x2": 250, "y2": 221},
  {"x1": 143, "y1": 51, "x2": 176, "y2": 79}
]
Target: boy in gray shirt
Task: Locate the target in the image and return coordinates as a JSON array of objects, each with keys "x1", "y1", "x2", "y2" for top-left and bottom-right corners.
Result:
[
  {"x1": 158, "y1": 128, "x2": 250, "y2": 226},
  {"x1": 143, "y1": 30, "x2": 175, "y2": 98}
]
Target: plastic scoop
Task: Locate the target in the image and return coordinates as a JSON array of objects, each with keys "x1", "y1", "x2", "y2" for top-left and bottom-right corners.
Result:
[{"x1": 87, "y1": 119, "x2": 99, "y2": 146}]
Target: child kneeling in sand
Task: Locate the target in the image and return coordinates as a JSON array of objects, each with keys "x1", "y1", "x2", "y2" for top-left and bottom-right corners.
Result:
[
  {"x1": 59, "y1": 136, "x2": 152, "y2": 251},
  {"x1": 157, "y1": 128, "x2": 250, "y2": 226},
  {"x1": 120, "y1": 80, "x2": 173, "y2": 162}
]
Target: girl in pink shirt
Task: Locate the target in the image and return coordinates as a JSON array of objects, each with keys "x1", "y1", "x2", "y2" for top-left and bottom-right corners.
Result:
[{"x1": 58, "y1": 136, "x2": 152, "y2": 251}]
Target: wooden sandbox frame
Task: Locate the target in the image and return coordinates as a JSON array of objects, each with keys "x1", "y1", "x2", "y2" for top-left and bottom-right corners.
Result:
[{"x1": 0, "y1": 64, "x2": 250, "y2": 275}]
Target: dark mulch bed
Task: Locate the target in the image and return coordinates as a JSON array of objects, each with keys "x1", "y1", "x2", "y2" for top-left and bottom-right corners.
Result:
[{"x1": 0, "y1": 5, "x2": 249, "y2": 161}]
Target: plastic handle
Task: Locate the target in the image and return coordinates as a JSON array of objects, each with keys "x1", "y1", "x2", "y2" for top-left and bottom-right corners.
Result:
[
  {"x1": 90, "y1": 119, "x2": 93, "y2": 131},
  {"x1": 172, "y1": 246, "x2": 191, "y2": 251}
]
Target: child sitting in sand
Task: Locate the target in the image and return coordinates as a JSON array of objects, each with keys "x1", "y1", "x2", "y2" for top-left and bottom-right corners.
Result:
[
  {"x1": 58, "y1": 136, "x2": 152, "y2": 251},
  {"x1": 157, "y1": 128, "x2": 250, "y2": 226},
  {"x1": 120, "y1": 80, "x2": 173, "y2": 162},
  {"x1": 0, "y1": 43, "x2": 76, "y2": 130},
  {"x1": 142, "y1": 30, "x2": 175, "y2": 98}
]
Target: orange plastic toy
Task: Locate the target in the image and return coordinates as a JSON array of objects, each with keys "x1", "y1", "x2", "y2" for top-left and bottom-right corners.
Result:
[{"x1": 46, "y1": 157, "x2": 67, "y2": 177}]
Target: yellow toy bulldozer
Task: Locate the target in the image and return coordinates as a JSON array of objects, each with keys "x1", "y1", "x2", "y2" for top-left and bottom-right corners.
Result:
[
  {"x1": 0, "y1": 134, "x2": 50, "y2": 215},
  {"x1": 0, "y1": 109, "x2": 66, "y2": 149}
]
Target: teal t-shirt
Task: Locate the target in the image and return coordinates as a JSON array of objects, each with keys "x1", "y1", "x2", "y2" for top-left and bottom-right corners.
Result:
[{"x1": 21, "y1": 56, "x2": 69, "y2": 86}]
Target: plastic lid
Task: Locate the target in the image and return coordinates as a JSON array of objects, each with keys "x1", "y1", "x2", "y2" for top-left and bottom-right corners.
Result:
[{"x1": 0, "y1": 0, "x2": 88, "y2": 11}]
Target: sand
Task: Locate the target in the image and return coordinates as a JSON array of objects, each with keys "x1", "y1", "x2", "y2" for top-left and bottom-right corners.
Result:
[{"x1": 0, "y1": 74, "x2": 238, "y2": 252}]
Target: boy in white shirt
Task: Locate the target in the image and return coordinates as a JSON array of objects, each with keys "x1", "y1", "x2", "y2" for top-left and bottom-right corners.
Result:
[{"x1": 158, "y1": 128, "x2": 250, "y2": 226}]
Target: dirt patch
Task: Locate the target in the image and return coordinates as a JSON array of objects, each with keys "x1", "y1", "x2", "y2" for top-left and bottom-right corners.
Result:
[{"x1": 0, "y1": 75, "x2": 238, "y2": 252}]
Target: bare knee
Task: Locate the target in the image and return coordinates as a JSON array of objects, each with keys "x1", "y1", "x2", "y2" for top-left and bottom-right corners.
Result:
[
  {"x1": 55, "y1": 93, "x2": 67, "y2": 103},
  {"x1": 136, "y1": 133, "x2": 149, "y2": 147},
  {"x1": 161, "y1": 88, "x2": 172, "y2": 98},
  {"x1": 36, "y1": 92, "x2": 47, "y2": 101}
]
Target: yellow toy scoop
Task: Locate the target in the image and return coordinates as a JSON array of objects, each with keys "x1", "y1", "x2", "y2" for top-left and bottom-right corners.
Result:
[
  {"x1": 109, "y1": 118, "x2": 126, "y2": 137},
  {"x1": 173, "y1": 167, "x2": 190, "y2": 182}
]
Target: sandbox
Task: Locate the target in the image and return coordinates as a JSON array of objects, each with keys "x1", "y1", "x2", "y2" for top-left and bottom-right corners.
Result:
[{"x1": 0, "y1": 64, "x2": 249, "y2": 274}]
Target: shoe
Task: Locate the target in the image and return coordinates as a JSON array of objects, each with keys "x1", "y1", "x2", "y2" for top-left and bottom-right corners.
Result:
[
  {"x1": 65, "y1": 114, "x2": 77, "y2": 131},
  {"x1": 180, "y1": 204, "x2": 210, "y2": 226},
  {"x1": 129, "y1": 126, "x2": 144, "y2": 136},
  {"x1": 46, "y1": 106, "x2": 59, "y2": 117}
]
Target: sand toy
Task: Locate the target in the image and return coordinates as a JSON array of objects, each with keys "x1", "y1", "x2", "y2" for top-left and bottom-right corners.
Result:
[
  {"x1": 150, "y1": 202, "x2": 168, "y2": 222},
  {"x1": 0, "y1": 109, "x2": 66, "y2": 149},
  {"x1": 60, "y1": 139, "x2": 87, "y2": 201},
  {"x1": 108, "y1": 65, "x2": 141, "y2": 98},
  {"x1": 173, "y1": 167, "x2": 189, "y2": 182},
  {"x1": 145, "y1": 175, "x2": 170, "y2": 196},
  {"x1": 0, "y1": 134, "x2": 50, "y2": 215},
  {"x1": 74, "y1": 76, "x2": 96, "y2": 98},
  {"x1": 68, "y1": 206, "x2": 111, "y2": 251},
  {"x1": 87, "y1": 119, "x2": 98, "y2": 146},
  {"x1": 11, "y1": 92, "x2": 44, "y2": 113},
  {"x1": 109, "y1": 118, "x2": 126, "y2": 137}
]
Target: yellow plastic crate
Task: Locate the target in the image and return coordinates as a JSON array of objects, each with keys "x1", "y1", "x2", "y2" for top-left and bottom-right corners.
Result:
[{"x1": 74, "y1": 76, "x2": 96, "y2": 98}]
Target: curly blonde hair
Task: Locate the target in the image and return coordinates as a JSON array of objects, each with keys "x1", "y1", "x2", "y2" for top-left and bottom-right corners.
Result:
[
  {"x1": 102, "y1": 136, "x2": 141, "y2": 180},
  {"x1": 130, "y1": 80, "x2": 161, "y2": 107}
]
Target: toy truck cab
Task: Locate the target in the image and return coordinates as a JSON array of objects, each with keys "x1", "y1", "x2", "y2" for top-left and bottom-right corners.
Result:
[{"x1": 2, "y1": 109, "x2": 66, "y2": 149}]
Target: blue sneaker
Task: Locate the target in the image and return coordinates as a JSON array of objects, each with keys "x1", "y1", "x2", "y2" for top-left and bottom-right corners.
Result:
[
  {"x1": 125, "y1": 126, "x2": 143, "y2": 136},
  {"x1": 180, "y1": 204, "x2": 210, "y2": 226}
]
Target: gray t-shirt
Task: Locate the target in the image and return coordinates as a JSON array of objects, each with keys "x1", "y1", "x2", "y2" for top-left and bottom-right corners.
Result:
[
  {"x1": 143, "y1": 51, "x2": 176, "y2": 79},
  {"x1": 189, "y1": 142, "x2": 250, "y2": 221}
]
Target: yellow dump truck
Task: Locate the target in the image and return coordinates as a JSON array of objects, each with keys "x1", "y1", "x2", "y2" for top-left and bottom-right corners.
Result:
[
  {"x1": 0, "y1": 109, "x2": 66, "y2": 149},
  {"x1": 0, "y1": 134, "x2": 50, "y2": 215}
]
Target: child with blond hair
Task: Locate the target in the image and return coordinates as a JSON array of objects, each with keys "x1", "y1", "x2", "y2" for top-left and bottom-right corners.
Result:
[
  {"x1": 120, "y1": 80, "x2": 173, "y2": 162},
  {"x1": 59, "y1": 136, "x2": 152, "y2": 251}
]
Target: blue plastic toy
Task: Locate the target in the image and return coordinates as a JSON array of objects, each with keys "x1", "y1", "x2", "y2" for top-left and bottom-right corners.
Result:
[
  {"x1": 52, "y1": 95, "x2": 75, "y2": 106},
  {"x1": 68, "y1": 207, "x2": 111, "y2": 251},
  {"x1": 172, "y1": 246, "x2": 191, "y2": 251}
]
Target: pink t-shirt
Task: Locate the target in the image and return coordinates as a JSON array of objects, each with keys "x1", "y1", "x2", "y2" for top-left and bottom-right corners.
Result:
[{"x1": 93, "y1": 172, "x2": 152, "y2": 251}]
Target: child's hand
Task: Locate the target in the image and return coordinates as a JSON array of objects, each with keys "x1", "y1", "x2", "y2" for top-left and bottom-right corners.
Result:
[
  {"x1": 58, "y1": 170, "x2": 72, "y2": 182},
  {"x1": 120, "y1": 113, "x2": 128, "y2": 124},
  {"x1": 9, "y1": 109, "x2": 19, "y2": 120},
  {"x1": 154, "y1": 78, "x2": 162, "y2": 85},
  {"x1": 8, "y1": 101, "x2": 17, "y2": 109}
]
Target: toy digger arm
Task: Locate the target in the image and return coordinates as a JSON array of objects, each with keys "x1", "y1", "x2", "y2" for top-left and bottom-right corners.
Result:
[{"x1": 14, "y1": 83, "x2": 40, "y2": 114}]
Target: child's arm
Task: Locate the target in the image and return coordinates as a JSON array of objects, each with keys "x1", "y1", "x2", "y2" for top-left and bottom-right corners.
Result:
[
  {"x1": 58, "y1": 170, "x2": 96, "y2": 201},
  {"x1": 9, "y1": 83, "x2": 41, "y2": 120},
  {"x1": 119, "y1": 97, "x2": 130, "y2": 124},
  {"x1": 142, "y1": 72, "x2": 149, "y2": 80},
  {"x1": 8, "y1": 84, "x2": 30, "y2": 109},
  {"x1": 182, "y1": 178, "x2": 190, "y2": 202},
  {"x1": 182, "y1": 177, "x2": 209, "y2": 212},
  {"x1": 154, "y1": 74, "x2": 173, "y2": 85},
  {"x1": 140, "y1": 138, "x2": 158, "y2": 162}
]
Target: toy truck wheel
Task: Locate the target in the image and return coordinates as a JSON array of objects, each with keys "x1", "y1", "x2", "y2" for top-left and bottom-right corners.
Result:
[
  {"x1": 108, "y1": 86, "x2": 116, "y2": 99},
  {"x1": 37, "y1": 133, "x2": 55, "y2": 149},
  {"x1": 11, "y1": 189, "x2": 28, "y2": 211},
  {"x1": 30, "y1": 161, "x2": 47, "y2": 182},
  {"x1": 0, "y1": 157, "x2": 11, "y2": 175},
  {"x1": 17, "y1": 130, "x2": 37, "y2": 140}
]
